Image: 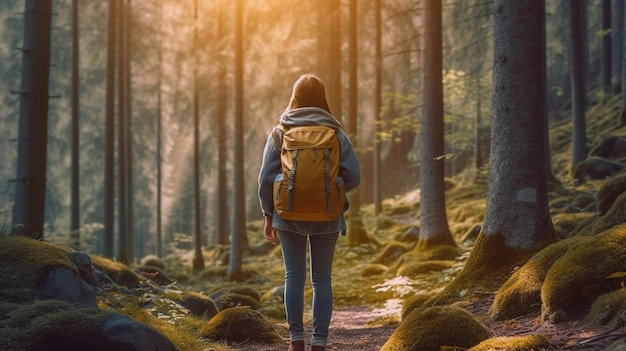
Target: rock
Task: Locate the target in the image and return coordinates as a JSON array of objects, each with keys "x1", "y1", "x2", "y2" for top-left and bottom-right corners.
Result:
[
  {"x1": 101, "y1": 313, "x2": 177, "y2": 351},
  {"x1": 573, "y1": 157, "x2": 625, "y2": 182},
  {"x1": 40, "y1": 267, "x2": 97, "y2": 307}
]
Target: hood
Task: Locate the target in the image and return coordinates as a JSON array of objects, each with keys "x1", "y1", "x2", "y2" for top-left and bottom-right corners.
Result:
[{"x1": 278, "y1": 107, "x2": 341, "y2": 130}]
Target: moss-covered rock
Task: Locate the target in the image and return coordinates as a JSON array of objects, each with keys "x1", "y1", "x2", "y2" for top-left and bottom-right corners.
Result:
[
  {"x1": 200, "y1": 307, "x2": 284, "y2": 344},
  {"x1": 468, "y1": 335, "x2": 553, "y2": 351},
  {"x1": 552, "y1": 212, "x2": 595, "y2": 238},
  {"x1": 401, "y1": 291, "x2": 438, "y2": 320},
  {"x1": 592, "y1": 191, "x2": 626, "y2": 235},
  {"x1": 90, "y1": 255, "x2": 145, "y2": 288},
  {"x1": 215, "y1": 292, "x2": 262, "y2": 310},
  {"x1": 381, "y1": 306, "x2": 492, "y2": 351},
  {"x1": 586, "y1": 288, "x2": 626, "y2": 328},
  {"x1": 0, "y1": 236, "x2": 76, "y2": 290},
  {"x1": 489, "y1": 237, "x2": 581, "y2": 320},
  {"x1": 140, "y1": 254, "x2": 165, "y2": 269},
  {"x1": 597, "y1": 173, "x2": 626, "y2": 215},
  {"x1": 361, "y1": 263, "x2": 389, "y2": 277},
  {"x1": 373, "y1": 242, "x2": 409, "y2": 265},
  {"x1": 396, "y1": 260, "x2": 453, "y2": 279},
  {"x1": 541, "y1": 224, "x2": 626, "y2": 322}
]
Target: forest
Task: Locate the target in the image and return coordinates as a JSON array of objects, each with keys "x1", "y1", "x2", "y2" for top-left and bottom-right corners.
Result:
[{"x1": 2, "y1": 0, "x2": 626, "y2": 350}]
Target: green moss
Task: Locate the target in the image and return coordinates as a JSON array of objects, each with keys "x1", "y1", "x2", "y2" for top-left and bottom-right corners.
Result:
[
  {"x1": 489, "y1": 237, "x2": 580, "y2": 320},
  {"x1": 598, "y1": 173, "x2": 626, "y2": 215},
  {"x1": 396, "y1": 260, "x2": 453, "y2": 279},
  {"x1": 200, "y1": 307, "x2": 284, "y2": 344},
  {"x1": 90, "y1": 255, "x2": 145, "y2": 288},
  {"x1": 0, "y1": 300, "x2": 112, "y2": 351},
  {"x1": 373, "y1": 242, "x2": 409, "y2": 265},
  {"x1": 120, "y1": 304, "x2": 230, "y2": 351},
  {"x1": 215, "y1": 292, "x2": 261, "y2": 310},
  {"x1": 401, "y1": 291, "x2": 438, "y2": 319},
  {"x1": 0, "y1": 236, "x2": 76, "y2": 290},
  {"x1": 542, "y1": 224, "x2": 626, "y2": 322},
  {"x1": 592, "y1": 191, "x2": 626, "y2": 235},
  {"x1": 552, "y1": 212, "x2": 595, "y2": 238},
  {"x1": 586, "y1": 287, "x2": 626, "y2": 328},
  {"x1": 228, "y1": 285, "x2": 261, "y2": 302},
  {"x1": 468, "y1": 335, "x2": 553, "y2": 351},
  {"x1": 428, "y1": 232, "x2": 555, "y2": 308},
  {"x1": 361, "y1": 263, "x2": 389, "y2": 277},
  {"x1": 380, "y1": 306, "x2": 492, "y2": 351}
]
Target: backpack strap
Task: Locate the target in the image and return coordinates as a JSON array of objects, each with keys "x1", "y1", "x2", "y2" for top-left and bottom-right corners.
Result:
[{"x1": 271, "y1": 125, "x2": 286, "y2": 149}]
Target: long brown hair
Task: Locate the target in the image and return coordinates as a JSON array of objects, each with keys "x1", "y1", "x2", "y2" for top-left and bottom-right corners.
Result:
[{"x1": 286, "y1": 73, "x2": 333, "y2": 115}]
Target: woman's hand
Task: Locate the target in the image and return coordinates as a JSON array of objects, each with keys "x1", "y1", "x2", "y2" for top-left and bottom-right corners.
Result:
[{"x1": 264, "y1": 216, "x2": 278, "y2": 244}]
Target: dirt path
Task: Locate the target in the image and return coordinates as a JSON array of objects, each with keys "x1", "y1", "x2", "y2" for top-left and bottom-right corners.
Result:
[
  {"x1": 233, "y1": 306, "x2": 396, "y2": 351},
  {"x1": 234, "y1": 300, "x2": 626, "y2": 351}
]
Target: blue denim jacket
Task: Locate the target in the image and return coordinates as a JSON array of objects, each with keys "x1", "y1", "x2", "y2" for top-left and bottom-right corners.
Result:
[{"x1": 257, "y1": 107, "x2": 361, "y2": 235}]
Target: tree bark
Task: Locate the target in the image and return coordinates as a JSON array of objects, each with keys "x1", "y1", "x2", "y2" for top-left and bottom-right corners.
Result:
[
  {"x1": 229, "y1": 0, "x2": 246, "y2": 281},
  {"x1": 13, "y1": 0, "x2": 53, "y2": 240},
  {"x1": 570, "y1": 0, "x2": 588, "y2": 168},
  {"x1": 216, "y1": 8, "x2": 229, "y2": 246},
  {"x1": 71, "y1": 0, "x2": 80, "y2": 248},
  {"x1": 373, "y1": 0, "x2": 382, "y2": 215},
  {"x1": 104, "y1": 0, "x2": 117, "y2": 257},
  {"x1": 327, "y1": 0, "x2": 342, "y2": 121},
  {"x1": 417, "y1": 0, "x2": 455, "y2": 248},
  {"x1": 192, "y1": 0, "x2": 205, "y2": 271}
]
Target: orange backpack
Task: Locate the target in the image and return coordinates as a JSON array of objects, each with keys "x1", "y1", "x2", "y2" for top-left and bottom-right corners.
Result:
[{"x1": 272, "y1": 125, "x2": 346, "y2": 221}]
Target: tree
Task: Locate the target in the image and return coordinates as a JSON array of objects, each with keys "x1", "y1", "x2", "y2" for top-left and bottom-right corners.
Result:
[
  {"x1": 192, "y1": 0, "x2": 205, "y2": 270},
  {"x1": 327, "y1": 0, "x2": 342, "y2": 121},
  {"x1": 229, "y1": 0, "x2": 246, "y2": 281},
  {"x1": 373, "y1": 0, "x2": 382, "y2": 214},
  {"x1": 345, "y1": 0, "x2": 374, "y2": 246},
  {"x1": 444, "y1": 0, "x2": 557, "y2": 294},
  {"x1": 70, "y1": 0, "x2": 80, "y2": 249},
  {"x1": 13, "y1": 0, "x2": 53, "y2": 240},
  {"x1": 155, "y1": 1, "x2": 163, "y2": 258},
  {"x1": 602, "y1": 0, "x2": 612, "y2": 95},
  {"x1": 416, "y1": 0, "x2": 456, "y2": 250},
  {"x1": 117, "y1": 0, "x2": 131, "y2": 264},
  {"x1": 215, "y1": 8, "x2": 229, "y2": 246},
  {"x1": 104, "y1": 0, "x2": 117, "y2": 257},
  {"x1": 570, "y1": 0, "x2": 588, "y2": 169},
  {"x1": 621, "y1": 1, "x2": 626, "y2": 125}
]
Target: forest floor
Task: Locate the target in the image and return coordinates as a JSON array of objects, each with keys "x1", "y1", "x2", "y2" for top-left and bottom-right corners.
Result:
[{"x1": 234, "y1": 300, "x2": 625, "y2": 351}]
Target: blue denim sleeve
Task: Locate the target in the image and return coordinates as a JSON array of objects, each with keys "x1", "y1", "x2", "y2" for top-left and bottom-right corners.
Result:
[
  {"x1": 258, "y1": 134, "x2": 281, "y2": 216},
  {"x1": 337, "y1": 129, "x2": 361, "y2": 192}
]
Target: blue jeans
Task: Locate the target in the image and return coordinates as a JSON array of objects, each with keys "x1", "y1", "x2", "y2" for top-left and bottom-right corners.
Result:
[{"x1": 277, "y1": 230, "x2": 338, "y2": 347}]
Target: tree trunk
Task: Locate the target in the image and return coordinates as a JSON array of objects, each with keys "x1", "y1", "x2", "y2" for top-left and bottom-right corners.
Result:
[
  {"x1": 104, "y1": 0, "x2": 117, "y2": 257},
  {"x1": 71, "y1": 0, "x2": 80, "y2": 248},
  {"x1": 613, "y1": 0, "x2": 623, "y2": 91},
  {"x1": 621, "y1": 1, "x2": 626, "y2": 125},
  {"x1": 417, "y1": 0, "x2": 455, "y2": 249},
  {"x1": 570, "y1": 0, "x2": 588, "y2": 168},
  {"x1": 216, "y1": 8, "x2": 229, "y2": 246},
  {"x1": 602, "y1": 0, "x2": 612, "y2": 95},
  {"x1": 346, "y1": 0, "x2": 372, "y2": 246},
  {"x1": 13, "y1": 0, "x2": 53, "y2": 240},
  {"x1": 327, "y1": 0, "x2": 342, "y2": 121},
  {"x1": 229, "y1": 0, "x2": 246, "y2": 281},
  {"x1": 156, "y1": 1, "x2": 163, "y2": 258},
  {"x1": 373, "y1": 0, "x2": 382, "y2": 215},
  {"x1": 117, "y1": 0, "x2": 129, "y2": 264},
  {"x1": 192, "y1": 0, "x2": 205, "y2": 271},
  {"x1": 448, "y1": 0, "x2": 557, "y2": 293}
]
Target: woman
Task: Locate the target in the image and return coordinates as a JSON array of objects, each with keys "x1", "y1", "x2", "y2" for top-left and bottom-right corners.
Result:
[{"x1": 258, "y1": 73, "x2": 361, "y2": 351}]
